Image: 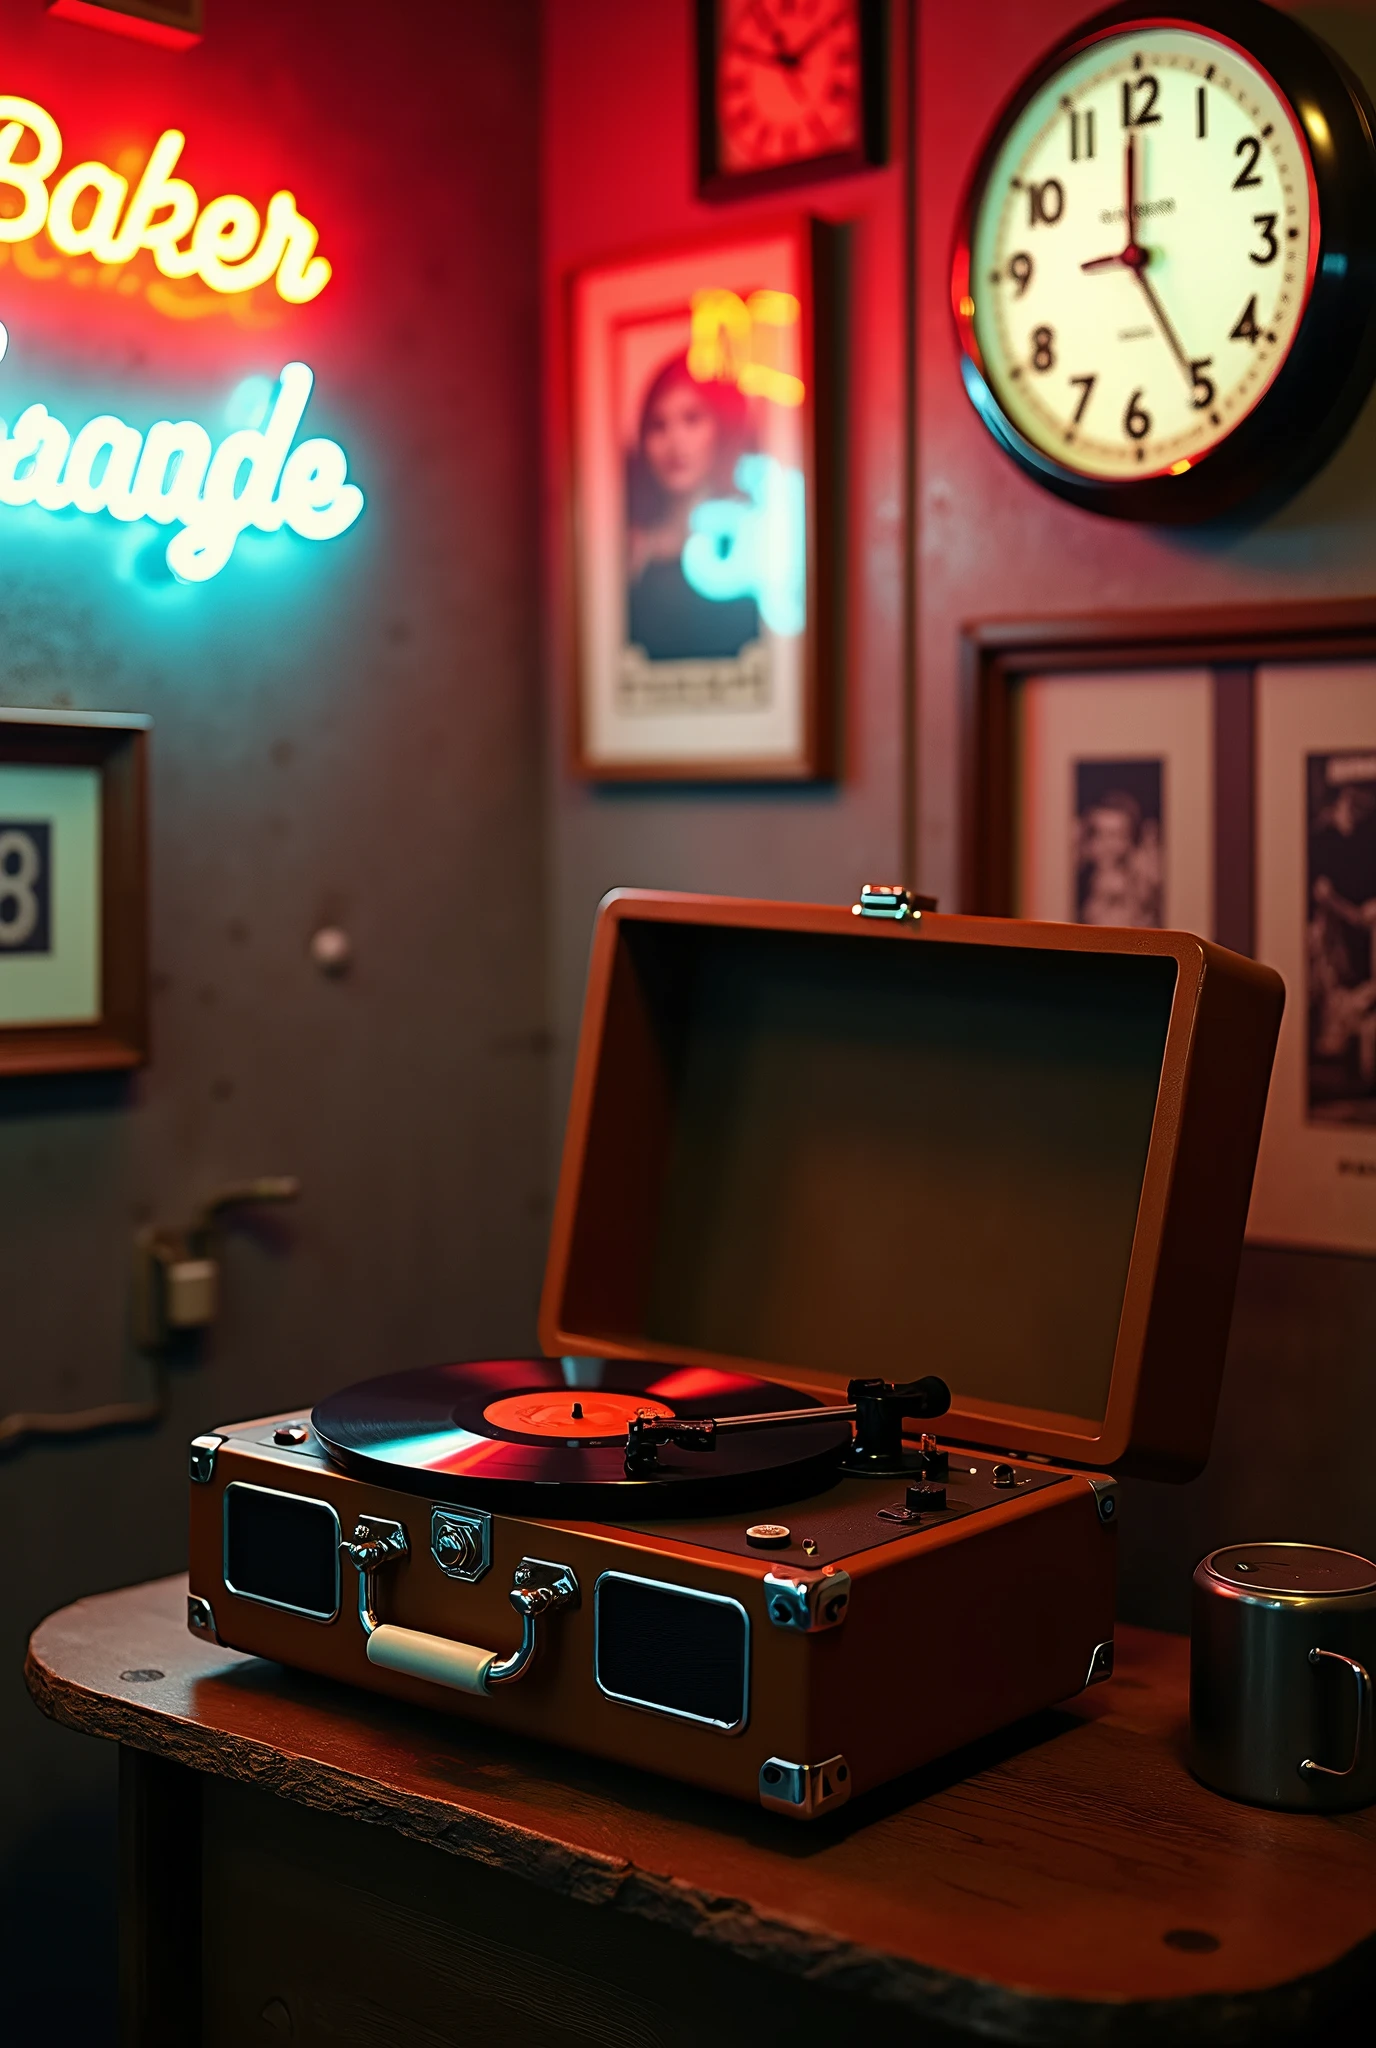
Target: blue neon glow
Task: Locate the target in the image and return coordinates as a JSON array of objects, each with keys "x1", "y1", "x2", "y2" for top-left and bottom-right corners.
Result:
[
  {"x1": 0, "y1": 321, "x2": 364, "y2": 583},
  {"x1": 680, "y1": 453, "x2": 805, "y2": 638}
]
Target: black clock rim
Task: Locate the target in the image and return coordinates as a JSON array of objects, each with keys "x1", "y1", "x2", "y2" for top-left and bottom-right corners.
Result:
[{"x1": 950, "y1": 0, "x2": 1376, "y2": 525}]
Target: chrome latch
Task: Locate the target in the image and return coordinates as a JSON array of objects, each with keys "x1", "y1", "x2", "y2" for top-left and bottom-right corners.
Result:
[
  {"x1": 759, "y1": 1754, "x2": 851, "y2": 1817},
  {"x1": 187, "y1": 1594, "x2": 219, "y2": 1642},
  {"x1": 431, "y1": 1506, "x2": 491, "y2": 1582},
  {"x1": 188, "y1": 1434, "x2": 224, "y2": 1483},
  {"x1": 851, "y1": 883, "x2": 937, "y2": 922},
  {"x1": 1086, "y1": 1475, "x2": 1119, "y2": 1525},
  {"x1": 763, "y1": 1567, "x2": 851, "y2": 1632}
]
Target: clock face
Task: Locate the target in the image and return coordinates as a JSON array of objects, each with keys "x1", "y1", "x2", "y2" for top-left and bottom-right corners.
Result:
[
  {"x1": 715, "y1": 0, "x2": 863, "y2": 174},
  {"x1": 961, "y1": 24, "x2": 1319, "y2": 483}
]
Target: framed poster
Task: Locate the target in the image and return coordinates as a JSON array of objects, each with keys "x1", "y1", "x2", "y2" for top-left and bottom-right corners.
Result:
[
  {"x1": 570, "y1": 220, "x2": 833, "y2": 781},
  {"x1": 0, "y1": 710, "x2": 149, "y2": 1077},
  {"x1": 1012, "y1": 670, "x2": 1215, "y2": 935},
  {"x1": 1249, "y1": 665, "x2": 1376, "y2": 1255}
]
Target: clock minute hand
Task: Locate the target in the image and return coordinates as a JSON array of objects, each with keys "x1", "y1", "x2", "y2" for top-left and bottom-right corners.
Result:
[{"x1": 1130, "y1": 261, "x2": 1198, "y2": 394}]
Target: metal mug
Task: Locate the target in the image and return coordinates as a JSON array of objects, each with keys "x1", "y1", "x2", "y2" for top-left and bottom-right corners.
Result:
[{"x1": 1190, "y1": 1542, "x2": 1376, "y2": 1812}]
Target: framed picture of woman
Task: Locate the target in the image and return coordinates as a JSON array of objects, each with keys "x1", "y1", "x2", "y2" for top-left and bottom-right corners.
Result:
[{"x1": 569, "y1": 220, "x2": 833, "y2": 780}]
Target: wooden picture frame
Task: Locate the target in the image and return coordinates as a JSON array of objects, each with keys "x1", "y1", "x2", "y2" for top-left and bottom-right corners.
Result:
[
  {"x1": 964, "y1": 600, "x2": 1376, "y2": 1254},
  {"x1": 0, "y1": 709, "x2": 150, "y2": 1078},
  {"x1": 569, "y1": 218, "x2": 835, "y2": 783},
  {"x1": 696, "y1": 0, "x2": 887, "y2": 202}
]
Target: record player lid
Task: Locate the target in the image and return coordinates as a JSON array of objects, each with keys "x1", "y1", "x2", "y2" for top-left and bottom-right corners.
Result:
[{"x1": 539, "y1": 891, "x2": 1284, "y2": 1481}]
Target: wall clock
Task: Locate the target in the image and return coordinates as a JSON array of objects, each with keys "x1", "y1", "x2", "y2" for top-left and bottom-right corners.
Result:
[
  {"x1": 697, "y1": 0, "x2": 885, "y2": 200},
  {"x1": 952, "y1": 1, "x2": 1376, "y2": 522}
]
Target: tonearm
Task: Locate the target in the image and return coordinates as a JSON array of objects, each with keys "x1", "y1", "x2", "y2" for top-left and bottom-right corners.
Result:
[{"x1": 623, "y1": 1375, "x2": 952, "y2": 1479}]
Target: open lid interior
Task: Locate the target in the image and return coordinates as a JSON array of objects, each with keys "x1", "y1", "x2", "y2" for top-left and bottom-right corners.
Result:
[{"x1": 541, "y1": 897, "x2": 1272, "y2": 1476}]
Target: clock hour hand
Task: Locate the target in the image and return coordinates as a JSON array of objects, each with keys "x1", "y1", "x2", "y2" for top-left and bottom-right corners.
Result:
[{"x1": 1081, "y1": 251, "x2": 1126, "y2": 273}]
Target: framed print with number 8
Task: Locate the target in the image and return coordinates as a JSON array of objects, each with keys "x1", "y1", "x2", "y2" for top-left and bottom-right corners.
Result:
[{"x1": 0, "y1": 710, "x2": 149, "y2": 1077}]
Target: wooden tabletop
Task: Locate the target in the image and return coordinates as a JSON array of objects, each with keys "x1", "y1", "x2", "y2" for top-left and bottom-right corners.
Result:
[{"x1": 26, "y1": 1574, "x2": 1376, "y2": 2044}]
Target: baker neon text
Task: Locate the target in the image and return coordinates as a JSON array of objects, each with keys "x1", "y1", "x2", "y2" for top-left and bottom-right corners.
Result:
[
  {"x1": 0, "y1": 324, "x2": 363, "y2": 581},
  {"x1": 0, "y1": 95, "x2": 330, "y2": 305}
]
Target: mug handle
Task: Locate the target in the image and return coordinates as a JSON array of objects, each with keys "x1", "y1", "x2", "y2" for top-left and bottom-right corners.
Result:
[{"x1": 1299, "y1": 1648, "x2": 1372, "y2": 1780}]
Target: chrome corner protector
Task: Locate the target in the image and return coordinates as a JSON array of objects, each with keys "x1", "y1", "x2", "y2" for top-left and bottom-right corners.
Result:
[
  {"x1": 762, "y1": 1568, "x2": 852, "y2": 1633},
  {"x1": 1084, "y1": 1639, "x2": 1115, "y2": 1688},
  {"x1": 430, "y1": 1505, "x2": 492, "y2": 1583},
  {"x1": 759, "y1": 1754, "x2": 851, "y2": 1817},
  {"x1": 1086, "y1": 1476, "x2": 1119, "y2": 1525},
  {"x1": 187, "y1": 1594, "x2": 219, "y2": 1642},
  {"x1": 189, "y1": 1434, "x2": 224, "y2": 1483}
]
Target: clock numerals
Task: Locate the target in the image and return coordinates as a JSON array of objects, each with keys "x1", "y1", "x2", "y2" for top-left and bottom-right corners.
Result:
[
  {"x1": 1008, "y1": 250, "x2": 1034, "y2": 295},
  {"x1": 1026, "y1": 178, "x2": 1065, "y2": 227},
  {"x1": 1068, "y1": 107, "x2": 1097, "y2": 161},
  {"x1": 1233, "y1": 136, "x2": 1264, "y2": 188},
  {"x1": 1250, "y1": 213, "x2": 1279, "y2": 265},
  {"x1": 1069, "y1": 374, "x2": 1096, "y2": 424},
  {"x1": 1196, "y1": 85, "x2": 1208, "y2": 139},
  {"x1": 1030, "y1": 326, "x2": 1056, "y2": 372},
  {"x1": 1231, "y1": 294, "x2": 1262, "y2": 344},
  {"x1": 1189, "y1": 358, "x2": 1216, "y2": 409},
  {"x1": 1123, "y1": 388, "x2": 1152, "y2": 441},
  {"x1": 1121, "y1": 74, "x2": 1161, "y2": 128}
]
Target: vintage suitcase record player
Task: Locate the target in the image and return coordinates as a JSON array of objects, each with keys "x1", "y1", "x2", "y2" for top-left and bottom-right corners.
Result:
[{"x1": 188, "y1": 887, "x2": 1283, "y2": 1816}]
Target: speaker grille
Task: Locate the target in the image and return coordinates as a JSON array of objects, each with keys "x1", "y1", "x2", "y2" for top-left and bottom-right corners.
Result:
[
  {"x1": 223, "y1": 1483, "x2": 341, "y2": 1621},
  {"x1": 594, "y1": 1572, "x2": 749, "y2": 1730}
]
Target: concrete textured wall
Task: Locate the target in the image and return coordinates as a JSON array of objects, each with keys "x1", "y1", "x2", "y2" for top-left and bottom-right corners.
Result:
[{"x1": 0, "y1": 3, "x2": 546, "y2": 2033}]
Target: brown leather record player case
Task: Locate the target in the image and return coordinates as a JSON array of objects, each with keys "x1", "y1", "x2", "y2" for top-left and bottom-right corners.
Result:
[{"x1": 188, "y1": 891, "x2": 1284, "y2": 1815}]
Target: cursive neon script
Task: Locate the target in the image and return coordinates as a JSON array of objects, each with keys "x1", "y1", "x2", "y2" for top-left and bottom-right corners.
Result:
[
  {"x1": 0, "y1": 95, "x2": 330, "y2": 305},
  {"x1": 0, "y1": 322, "x2": 363, "y2": 581}
]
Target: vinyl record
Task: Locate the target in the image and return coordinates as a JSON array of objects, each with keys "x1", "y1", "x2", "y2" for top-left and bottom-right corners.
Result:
[{"x1": 312, "y1": 1357, "x2": 850, "y2": 1515}]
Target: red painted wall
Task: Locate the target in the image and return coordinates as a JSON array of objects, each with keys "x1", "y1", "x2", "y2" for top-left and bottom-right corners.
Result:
[{"x1": 542, "y1": 0, "x2": 915, "y2": 1076}]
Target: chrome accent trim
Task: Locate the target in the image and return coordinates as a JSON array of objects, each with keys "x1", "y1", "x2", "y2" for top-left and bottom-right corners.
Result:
[
  {"x1": 1086, "y1": 1475, "x2": 1119, "y2": 1525},
  {"x1": 430, "y1": 1505, "x2": 492, "y2": 1583},
  {"x1": 344, "y1": 1515, "x2": 409, "y2": 1636},
  {"x1": 222, "y1": 1481, "x2": 343, "y2": 1623},
  {"x1": 850, "y1": 884, "x2": 937, "y2": 922},
  {"x1": 759, "y1": 1754, "x2": 851, "y2": 1817},
  {"x1": 1300, "y1": 1649, "x2": 1372, "y2": 1780},
  {"x1": 762, "y1": 1568, "x2": 852, "y2": 1633},
  {"x1": 1084, "y1": 1638, "x2": 1115, "y2": 1688},
  {"x1": 593, "y1": 1571, "x2": 750, "y2": 1733},
  {"x1": 188, "y1": 1433, "x2": 224, "y2": 1483},
  {"x1": 489, "y1": 1558, "x2": 579, "y2": 1688},
  {"x1": 186, "y1": 1594, "x2": 219, "y2": 1642}
]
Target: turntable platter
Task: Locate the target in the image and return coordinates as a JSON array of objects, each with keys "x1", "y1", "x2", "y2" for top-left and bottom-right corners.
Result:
[{"x1": 312, "y1": 1357, "x2": 852, "y2": 1515}]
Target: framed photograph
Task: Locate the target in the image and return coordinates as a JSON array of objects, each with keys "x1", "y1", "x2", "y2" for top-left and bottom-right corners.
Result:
[
  {"x1": 1011, "y1": 670, "x2": 1215, "y2": 935},
  {"x1": 0, "y1": 710, "x2": 149, "y2": 1078},
  {"x1": 570, "y1": 220, "x2": 833, "y2": 781},
  {"x1": 696, "y1": 0, "x2": 886, "y2": 201},
  {"x1": 1249, "y1": 665, "x2": 1376, "y2": 1255}
]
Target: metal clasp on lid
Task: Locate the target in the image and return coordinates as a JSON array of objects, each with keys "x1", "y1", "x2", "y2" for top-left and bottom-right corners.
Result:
[{"x1": 851, "y1": 884, "x2": 937, "y2": 922}]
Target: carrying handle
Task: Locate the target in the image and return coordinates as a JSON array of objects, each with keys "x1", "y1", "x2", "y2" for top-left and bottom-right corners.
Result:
[
  {"x1": 343, "y1": 1520, "x2": 578, "y2": 1698},
  {"x1": 1299, "y1": 1647, "x2": 1372, "y2": 1781}
]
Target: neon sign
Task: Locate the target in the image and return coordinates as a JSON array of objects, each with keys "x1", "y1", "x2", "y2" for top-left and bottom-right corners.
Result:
[
  {"x1": 0, "y1": 96, "x2": 330, "y2": 305},
  {"x1": 0, "y1": 323, "x2": 363, "y2": 581},
  {"x1": 682, "y1": 454, "x2": 805, "y2": 637},
  {"x1": 687, "y1": 289, "x2": 804, "y2": 407}
]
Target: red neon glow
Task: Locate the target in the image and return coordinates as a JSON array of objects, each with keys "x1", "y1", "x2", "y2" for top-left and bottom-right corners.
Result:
[
  {"x1": 46, "y1": 0, "x2": 201, "y2": 54},
  {"x1": 0, "y1": 95, "x2": 330, "y2": 305}
]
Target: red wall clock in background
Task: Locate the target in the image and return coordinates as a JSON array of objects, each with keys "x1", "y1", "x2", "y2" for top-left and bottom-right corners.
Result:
[{"x1": 697, "y1": 0, "x2": 886, "y2": 199}]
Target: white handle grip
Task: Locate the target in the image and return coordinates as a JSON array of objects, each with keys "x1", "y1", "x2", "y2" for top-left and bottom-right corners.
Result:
[{"x1": 366, "y1": 1623, "x2": 496, "y2": 1696}]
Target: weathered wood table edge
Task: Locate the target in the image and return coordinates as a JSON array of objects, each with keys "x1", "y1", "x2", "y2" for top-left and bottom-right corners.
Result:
[{"x1": 26, "y1": 1573, "x2": 1376, "y2": 2046}]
